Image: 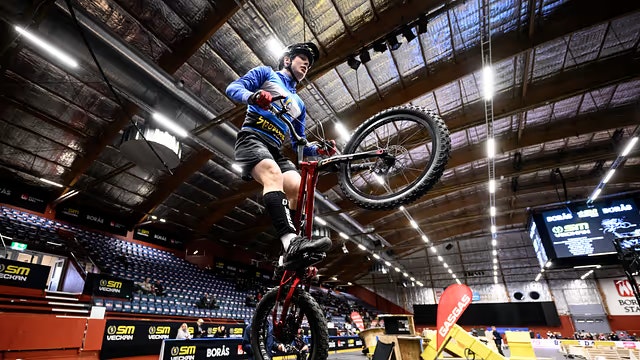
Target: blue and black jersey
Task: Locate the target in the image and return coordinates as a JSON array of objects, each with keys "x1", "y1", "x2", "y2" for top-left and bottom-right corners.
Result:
[{"x1": 226, "y1": 66, "x2": 319, "y2": 156}]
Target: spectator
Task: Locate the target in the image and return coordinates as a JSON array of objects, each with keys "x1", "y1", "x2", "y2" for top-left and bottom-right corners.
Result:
[
  {"x1": 491, "y1": 326, "x2": 505, "y2": 356},
  {"x1": 197, "y1": 293, "x2": 220, "y2": 309},
  {"x1": 176, "y1": 323, "x2": 192, "y2": 340},
  {"x1": 135, "y1": 277, "x2": 153, "y2": 294},
  {"x1": 245, "y1": 294, "x2": 257, "y2": 307},
  {"x1": 292, "y1": 328, "x2": 309, "y2": 360},
  {"x1": 154, "y1": 279, "x2": 165, "y2": 297},
  {"x1": 243, "y1": 323, "x2": 288, "y2": 360},
  {"x1": 215, "y1": 325, "x2": 228, "y2": 338},
  {"x1": 195, "y1": 319, "x2": 207, "y2": 338}
]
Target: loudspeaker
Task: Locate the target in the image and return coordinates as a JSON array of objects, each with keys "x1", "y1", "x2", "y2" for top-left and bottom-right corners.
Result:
[
  {"x1": 513, "y1": 291, "x2": 525, "y2": 301},
  {"x1": 529, "y1": 291, "x2": 541, "y2": 300}
]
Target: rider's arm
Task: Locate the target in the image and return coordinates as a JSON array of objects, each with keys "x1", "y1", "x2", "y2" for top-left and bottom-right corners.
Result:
[
  {"x1": 226, "y1": 66, "x2": 271, "y2": 104},
  {"x1": 293, "y1": 105, "x2": 320, "y2": 157}
]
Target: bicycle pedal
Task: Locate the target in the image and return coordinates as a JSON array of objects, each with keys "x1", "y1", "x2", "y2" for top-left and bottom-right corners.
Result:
[{"x1": 283, "y1": 252, "x2": 326, "y2": 270}]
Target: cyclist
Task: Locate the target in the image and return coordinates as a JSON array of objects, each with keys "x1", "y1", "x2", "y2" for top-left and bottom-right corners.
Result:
[{"x1": 226, "y1": 42, "x2": 335, "y2": 269}]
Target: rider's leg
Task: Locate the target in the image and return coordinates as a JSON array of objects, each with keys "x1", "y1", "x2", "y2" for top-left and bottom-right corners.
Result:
[
  {"x1": 283, "y1": 170, "x2": 301, "y2": 224},
  {"x1": 252, "y1": 159, "x2": 296, "y2": 249},
  {"x1": 252, "y1": 161, "x2": 331, "y2": 263}
]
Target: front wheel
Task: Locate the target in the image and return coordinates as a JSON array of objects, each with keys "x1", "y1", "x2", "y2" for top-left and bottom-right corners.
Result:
[
  {"x1": 251, "y1": 287, "x2": 329, "y2": 360},
  {"x1": 338, "y1": 105, "x2": 451, "y2": 210}
]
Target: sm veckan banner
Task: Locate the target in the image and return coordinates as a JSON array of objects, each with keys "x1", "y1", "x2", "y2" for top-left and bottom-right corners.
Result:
[
  {"x1": 160, "y1": 339, "x2": 248, "y2": 360},
  {"x1": 56, "y1": 204, "x2": 128, "y2": 236},
  {"x1": 0, "y1": 258, "x2": 50, "y2": 290},
  {"x1": 436, "y1": 283, "x2": 472, "y2": 350},
  {"x1": 83, "y1": 273, "x2": 133, "y2": 299},
  {"x1": 100, "y1": 319, "x2": 246, "y2": 359},
  {"x1": 133, "y1": 227, "x2": 184, "y2": 249}
]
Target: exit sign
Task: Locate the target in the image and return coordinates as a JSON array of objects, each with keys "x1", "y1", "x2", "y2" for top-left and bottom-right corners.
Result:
[{"x1": 10, "y1": 241, "x2": 27, "y2": 251}]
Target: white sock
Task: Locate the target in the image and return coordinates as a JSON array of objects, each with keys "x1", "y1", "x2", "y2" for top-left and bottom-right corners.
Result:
[
  {"x1": 281, "y1": 233, "x2": 296, "y2": 251},
  {"x1": 278, "y1": 255, "x2": 284, "y2": 266}
]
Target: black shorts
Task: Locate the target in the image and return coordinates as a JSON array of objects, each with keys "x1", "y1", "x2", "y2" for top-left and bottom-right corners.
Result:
[{"x1": 234, "y1": 131, "x2": 297, "y2": 181}]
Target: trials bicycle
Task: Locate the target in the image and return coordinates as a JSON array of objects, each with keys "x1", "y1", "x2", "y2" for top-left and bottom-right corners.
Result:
[{"x1": 251, "y1": 97, "x2": 451, "y2": 360}]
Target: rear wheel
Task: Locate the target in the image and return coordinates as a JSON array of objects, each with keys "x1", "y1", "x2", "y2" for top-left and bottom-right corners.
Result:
[
  {"x1": 251, "y1": 287, "x2": 328, "y2": 360},
  {"x1": 338, "y1": 105, "x2": 450, "y2": 210}
]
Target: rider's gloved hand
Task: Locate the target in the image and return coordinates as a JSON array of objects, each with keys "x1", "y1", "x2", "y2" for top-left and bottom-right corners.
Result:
[
  {"x1": 317, "y1": 140, "x2": 337, "y2": 157},
  {"x1": 247, "y1": 90, "x2": 273, "y2": 110}
]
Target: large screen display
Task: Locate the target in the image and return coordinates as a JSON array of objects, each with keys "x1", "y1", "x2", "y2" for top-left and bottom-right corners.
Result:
[{"x1": 538, "y1": 198, "x2": 640, "y2": 258}]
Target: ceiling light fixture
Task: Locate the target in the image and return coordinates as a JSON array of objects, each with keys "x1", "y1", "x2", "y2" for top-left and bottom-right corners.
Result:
[
  {"x1": 358, "y1": 244, "x2": 366, "y2": 251},
  {"x1": 334, "y1": 122, "x2": 351, "y2": 141},
  {"x1": 231, "y1": 163, "x2": 242, "y2": 173},
  {"x1": 373, "y1": 41, "x2": 387, "y2": 53},
  {"x1": 422, "y1": 235, "x2": 429, "y2": 243},
  {"x1": 482, "y1": 65, "x2": 494, "y2": 100},
  {"x1": 386, "y1": 34, "x2": 401, "y2": 51},
  {"x1": 339, "y1": 232, "x2": 349, "y2": 240},
  {"x1": 267, "y1": 37, "x2": 285, "y2": 57},
  {"x1": 39, "y1": 178, "x2": 64, "y2": 188},
  {"x1": 347, "y1": 56, "x2": 361, "y2": 70},
  {"x1": 15, "y1": 26, "x2": 79, "y2": 68},
  {"x1": 401, "y1": 26, "x2": 417, "y2": 43},
  {"x1": 315, "y1": 217, "x2": 327, "y2": 226},
  {"x1": 152, "y1": 112, "x2": 189, "y2": 138},
  {"x1": 359, "y1": 48, "x2": 371, "y2": 64}
]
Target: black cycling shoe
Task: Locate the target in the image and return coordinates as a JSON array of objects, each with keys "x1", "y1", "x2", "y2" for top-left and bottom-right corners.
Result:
[{"x1": 283, "y1": 236, "x2": 332, "y2": 269}]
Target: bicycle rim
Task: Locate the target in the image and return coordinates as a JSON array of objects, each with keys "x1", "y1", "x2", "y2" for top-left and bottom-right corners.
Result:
[
  {"x1": 251, "y1": 287, "x2": 329, "y2": 360},
  {"x1": 339, "y1": 106, "x2": 450, "y2": 210}
]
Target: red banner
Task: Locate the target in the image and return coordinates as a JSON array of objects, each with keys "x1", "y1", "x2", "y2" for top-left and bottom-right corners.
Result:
[
  {"x1": 350, "y1": 311, "x2": 365, "y2": 330},
  {"x1": 436, "y1": 284, "x2": 472, "y2": 350}
]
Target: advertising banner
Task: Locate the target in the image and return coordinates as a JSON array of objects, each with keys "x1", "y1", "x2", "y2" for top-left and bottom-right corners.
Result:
[
  {"x1": 56, "y1": 204, "x2": 128, "y2": 236},
  {"x1": 0, "y1": 182, "x2": 49, "y2": 212},
  {"x1": 82, "y1": 273, "x2": 133, "y2": 299},
  {"x1": 436, "y1": 283, "x2": 472, "y2": 350},
  {"x1": 133, "y1": 227, "x2": 184, "y2": 249},
  {"x1": 598, "y1": 277, "x2": 640, "y2": 315},
  {"x1": 160, "y1": 338, "x2": 248, "y2": 360},
  {"x1": 350, "y1": 311, "x2": 365, "y2": 330},
  {"x1": 100, "y1": 320, "x2": 246, "y2": 359},
  {"x1": 327, "y1": 336, "x2": 362, "y2": 351},
  {"x1": 0, "y1": 258, "x2": 50, "y2": 290}
]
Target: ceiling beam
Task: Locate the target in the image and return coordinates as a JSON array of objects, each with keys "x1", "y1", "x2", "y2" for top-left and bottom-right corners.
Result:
[
  {"x1": 133, "y1": 148, "x2": 212, "y2": 223},
  {"x1": 158, "y1": 2, "x2": 240, "y2": 73},
  {"x1": 53, "y1": 3, "x2": 239, "y2": 207},
  {"x1": 318, "y1": 0, "x2": 639, "y2": 141}
]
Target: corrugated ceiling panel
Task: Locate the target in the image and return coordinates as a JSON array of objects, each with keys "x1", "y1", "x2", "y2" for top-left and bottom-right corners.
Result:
[
  {"x1": 578, "y1": 84, "x2": 616, "y2": 114},
  {"x1": 108, "y1": 171, "x2": 154, "y2": 198},
  {"x1": 164, "y1": 0, "x2": 212, "y2": 27},
  {"x1": 0, "y1": 122, "x2": 77, "y2": 169},
  {"x1": 3, "y1": 108, "x2": 84, "y2": 152},
  {"x1": 76, "y1": 0, "x2": 169, "y2": 61},
  {"x1": 394, "y1": 39, "x2": 426, "y2": 80},
  {"x1": 314, "y1": 71, "x2": 355, "y2": 113},
  {"x1": 338, "y1": 62, "x2": 377, "y2": 101},
  {"x1": 540, "y1": 0, "x2": 570, "y2": 18},
  {"x1": 98, "y1": 146, "x2": 133, "y2": 169},
  {"x1": 449, "y1": 129, "x2": 468, "y2": 150},
  {"x1": 422, "y1": 14, "x2": 453, "y2": 65},
  {"x1": 459, "y1": 73, "x2": 481, "y2": 104},
  {"x1": 525, "y1": 105, "x2": 552, "y2": 127},
  {"x1": 116, "y1": 0, "x2": 191, "y2": 49},
  {"x1": 298, "y1": 87, "x2": 332, "y2": 128},
  {"x1": 4, "y1": 71, "x2": 103, "y2": 137},
  {"x1": 466, "y1": 122, "x2": 487, "y2": 145},
  {"x1": 494, "y1": 54, "x2": 518, "y2": 94},
  {"x1": 551, "y1": 95, "x2": 580, "y2": 119},
  {"x1": 434, "y1": 81, "x2": 461, "y2": 114},
  {"x1": 412, "y1": 92, "x2": 438, "y2": 111},
  {"x1": 563, "y1": 24, "x2": 606, "y2": 68},
  {"x1": 492, "y1": 0, "x2": 525, "y2": 34},
  {"x1": 334, "y1": 0, "x2": 373, "y2": 33},
  {"x1": 93, "y1": 181, "x2": 145, "y2": 208},
  {"x1": 366, "y1": 51, "x2": 400, "y2": 95},
  {"x1": 13, "y1": 49, "x2": 119, "y2": 124},
  {"x1": 208, "y1": 23, "x2": 264, "y2": 75},
  {"x1": 450, "y1": 1, "x2": 480, "y2": 53},
  {"x1": 493, "y1": 116, "x2": 513, "y2": 137},
  {"x1": 531, "y1": 37, "x2": 566, "y2": 80},
  {"x1": 609, "y1": 80, "x2": 640, "y2": 107},
  {"x1": 174, "y1": 64, "x2": 234, "y2": 114},
  {"x1": 600, "y1": 12, "x2": 640, "y2": 58},
  {"x1": 183, "y1": 44, "x2": 239, "y2": 92}
]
